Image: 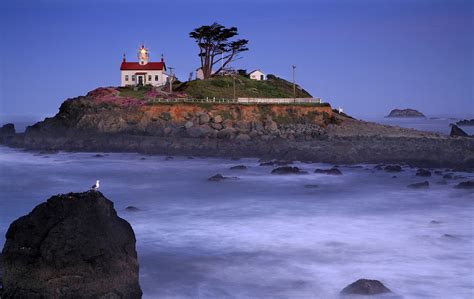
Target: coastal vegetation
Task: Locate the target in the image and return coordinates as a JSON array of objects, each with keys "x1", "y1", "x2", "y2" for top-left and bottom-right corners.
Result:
[{"x1": 174, "y1": 75, "x2": 312, "y2": 99}]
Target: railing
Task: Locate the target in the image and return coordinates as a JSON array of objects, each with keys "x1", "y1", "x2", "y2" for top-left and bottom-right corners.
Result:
[
  {"x1": 145, "y1": 97, "x2": 323, "y2": 105},
  {"x1": 237, "y1": 97, "x2": 322, "y2": 104}
]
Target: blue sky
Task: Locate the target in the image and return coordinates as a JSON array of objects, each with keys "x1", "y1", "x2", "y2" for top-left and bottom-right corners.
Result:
[{"x1": 0, "y1": 0, "x2": 472, "y2": 118}]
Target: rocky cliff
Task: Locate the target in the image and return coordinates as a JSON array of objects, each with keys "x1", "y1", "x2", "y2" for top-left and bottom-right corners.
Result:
[
  {"x1": 1, "y1": 87, "x2": 473, "y2": 169},
  {"x1": 24, "y1": 87, "x2": 334, "y2": 141},
  {"x1": 1, "y1": 191, "x2": 142, "y2": 298}
]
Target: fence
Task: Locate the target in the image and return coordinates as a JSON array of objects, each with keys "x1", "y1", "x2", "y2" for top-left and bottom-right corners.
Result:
[
  {"x1": 236, "y1": 98, "x2": 322, "y2": 104},
  {"x1": 146, "y1": 97, "x2": 323, "y2": 105}
]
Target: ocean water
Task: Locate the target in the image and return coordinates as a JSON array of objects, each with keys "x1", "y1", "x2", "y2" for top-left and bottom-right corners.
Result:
[{"x1": 0, "y1": 146, "x2": 473, "y2": 298}]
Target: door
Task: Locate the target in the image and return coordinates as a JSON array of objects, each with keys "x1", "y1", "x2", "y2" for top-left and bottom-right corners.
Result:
[{"x1": 138, "y1": 76, "x2": 144, "y2": 86}]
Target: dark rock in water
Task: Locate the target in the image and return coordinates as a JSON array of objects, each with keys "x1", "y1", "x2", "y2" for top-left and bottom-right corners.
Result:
[
  {"x1": 187, "y1": 156, "x2": 195, "y2": 159},
  {"x1": 434, "y1": 170, "x2": 443, "y2": 175},
  {"x1": 386, "y1": 109, "x2": 425, "y2": 118},
  {"x1": 430, "y1": 220, "x2": 442, "y2": 224},
  {"x1": 384, "y1": 165, "x2": 402, "y2": 172},
  {"x1": 392, "y1": 175, "x2": 397, "y2": 179},
  {"x1": 0, "y1": 123, "x2": 15, "y2": 136},
  {"x1": 450, "y1": 125, "x2": 469, "y2": 137},
  {"x1": 94, "y1": 154, "x2": 105, "y2": 157},
  {"x1": 1, "y1": 191, "x2": 142, "y2": 298},
  {"x1": 125, "y1": 206, "x2": 140, "y2": 212},
  {"x1": 140, "y1": 157, "x2": 147, "y2": 160},
  {"x1": 208, "y1": 174, "x2": 238, "y2": 181},
  {"x1": 436, "y1": 180, "x2": 448, "y2": 185},
  {"x1": 374, "y1": 164, "x2": 384, "y2": 171},
  {"x1": 443, "y1": 173, "x2": 453, "y2": 179},
  {"x1": 454, "y1": 180, "x2": 474, "y2": 189},
  {"x1": 260, "y1": 161, "x2": 275, "y2": 166},
  {"x1": 456, "y1": 119, "x2": 474, "y2": 126},
  {"x1": 340, "y1": 278, "x2": 392, "y2": 295},
  {"x1": 271, "y1": 166, "x2": 307, "y2": 175},
  {"x1": 304, "y1": 184, "x2": 319, "y2": 188},
  {"x1": 230, "y1": 165, "x2": 247, "y2": 170},
  {"x1": 416, "y1": 168, "x2": 431, "y2": 177},
  {"x1": 165, "y1": 156, "x2": 174, "y2": 160},
  {"x1": 208, "y1": 174, "x2": 226, "y2": 181},
  {"x1": 314, "y1": 167, "x2": 342, "y2": 175},
  {"x1": 407, "y1": 181, "x2": 430, "y2": 189}
]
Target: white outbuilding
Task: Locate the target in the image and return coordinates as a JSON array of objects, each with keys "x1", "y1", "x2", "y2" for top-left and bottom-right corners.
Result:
[
  {"x1": 120, "y1": 45, "x2": 169, "y2": 87},
  {"x1": 249, "y1": 69, "x2": 266, "y2": 81}
]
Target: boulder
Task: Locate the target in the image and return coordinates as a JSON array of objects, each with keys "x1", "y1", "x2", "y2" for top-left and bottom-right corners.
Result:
[
  {"x1": 1, "y1": 191, "x2": 142, "y2": 298},
  {"x1": 264, "y1": 119, "x2": 278, "y2": 131},
  {"x1": 236, "y1": 133, "x2": 251, "y2": 141},
  {"x1": 407, "y1": 181, "x2": 430, "y2": 189},
  {"x1": 456, "y1": 119, "x2": 474, "y2": 126},
  {"x1": 384, "y1": 165, "x2": 402, "y2": 172},
  {"x1": 217, "y1": 128, "x2": 235, "y2": 139},
  {"x1": 184, "y1": 121, "x2": 194, "y2": 129},
  {"x1": 212, "y1": 115, "x2": 223, "y2": 123},
  {"x1": 230, "y1": 165, "x2": 247, "y2": 170},
  {"x1": 271, "y1": 166, "x2": 307, "y2": 175},
  {"x1": 416, "y1": 168, "x2": 431, "y2": 177},
  {"x1": 454, "y1": 180, "x2": 474, "y2": 189},
  {"x1": 450, "y1": 125, "x2": 469, "y2": 137},
  {"x1": 198, "y1": 113, "x2": 210, "y2": 124},
  {"x1": 187, "y1": 125, "x2": 212, "y2": 138},
  {"x1": 314, "y1": 167, "x2": 342, "y2": 175},
  {"x1": 340, "y1": 279, "x2": 392, "y2": 295}
]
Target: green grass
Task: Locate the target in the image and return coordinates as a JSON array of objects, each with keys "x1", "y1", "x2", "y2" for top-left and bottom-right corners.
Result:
[
  {"x1": 118, "y1": 86, "x2": 152, "y2": 99},
  {"x1": 174, "y1": 75, "x2": 312, "y2": 99}
]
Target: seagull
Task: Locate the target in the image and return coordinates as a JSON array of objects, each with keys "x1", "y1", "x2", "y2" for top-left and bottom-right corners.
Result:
[{"x1": 91, "y1": 180, "x2": 100, "y2": 191}]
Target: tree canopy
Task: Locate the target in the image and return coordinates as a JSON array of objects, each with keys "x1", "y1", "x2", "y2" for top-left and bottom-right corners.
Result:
[{"x1": 189, "y1": 23, "x2": 249, "y2": 79}]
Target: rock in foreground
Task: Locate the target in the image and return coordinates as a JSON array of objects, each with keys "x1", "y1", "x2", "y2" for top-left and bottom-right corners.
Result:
[
  {"x1": 341, "y1": 279, "x2": 392, "y2": 295},
  {"x1": 271, "y1": 166, "x2": 307, "y2": 175},
  {"x1": 1, "y1": 191, "x2": 142, "y2": 298},
  {"x1": 386, "y1": 109, "x2": 425, "y2": 118},
  {"x1": 454, "y1": 180, "x2": 474, "y2": 189},
  {"x1": 450, "y1": 125, "x2": 470, "y2": 137}
]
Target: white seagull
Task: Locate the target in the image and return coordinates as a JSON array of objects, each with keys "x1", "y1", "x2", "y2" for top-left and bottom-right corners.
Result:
[{"x1": 91, "y1": 180, "x2": 100, "y2": 191}]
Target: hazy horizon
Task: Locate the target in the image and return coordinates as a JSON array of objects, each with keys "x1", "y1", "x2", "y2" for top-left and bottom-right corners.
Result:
[{"x1": 0, "y1": 0, "x2": 472, "y2": 117}]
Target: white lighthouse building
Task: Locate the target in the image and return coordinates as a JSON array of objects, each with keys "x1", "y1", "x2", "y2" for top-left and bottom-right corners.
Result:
[{"x1": 120, "y1": 45, "x2": 168, "y2": 87}]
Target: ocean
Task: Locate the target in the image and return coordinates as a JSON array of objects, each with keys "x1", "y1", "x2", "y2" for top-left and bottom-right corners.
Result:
[{"x1": 0, "y1": 146, "x2": 473, "y2": 298}]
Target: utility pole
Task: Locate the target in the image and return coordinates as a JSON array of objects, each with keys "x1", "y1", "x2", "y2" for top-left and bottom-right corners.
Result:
[
  {"x1": 168, "y1": 67, "x2": 174, "y2": 94},
  {"x1": 292, "y1": 65, "x2": 296, "y2": 102}
]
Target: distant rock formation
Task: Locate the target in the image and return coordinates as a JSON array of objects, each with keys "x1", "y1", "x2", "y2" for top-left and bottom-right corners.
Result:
[
  {"x1": 1, "y1": 191, "x2": 142, "y2": 298},
  {"x1": 456, "y1": 119, "x2": 474, "y2": 126},
  {"x1": 386, "y1": 109, "x2": 425, "y2": 118},
  {"x1": 450, "y1": 125, "x2": 469, "y2": 137},
  {"x1": 340, "y1": 279, "x2": 392, "y2": 295}
]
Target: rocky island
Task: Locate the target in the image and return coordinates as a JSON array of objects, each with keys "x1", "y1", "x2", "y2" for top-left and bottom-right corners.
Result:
[
  {"x1": 386, "y1": 108, "x2": 425, "y2": 118},
  {"x1": 1, "y1": 191, "x2": 142, "y2": 298},
  {"x1": 0, "y1": 78, "x2": 473, "y2": 169}
]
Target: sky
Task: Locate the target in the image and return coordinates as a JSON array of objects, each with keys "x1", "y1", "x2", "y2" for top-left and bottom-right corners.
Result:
[{"x1": 0, "y1": 0, "x2": 472, "y2": 119}]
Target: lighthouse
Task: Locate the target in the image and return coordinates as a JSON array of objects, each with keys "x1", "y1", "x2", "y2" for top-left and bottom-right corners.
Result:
[{"x1": 120, "y1": 44, "x2": 168, "y2": 87}]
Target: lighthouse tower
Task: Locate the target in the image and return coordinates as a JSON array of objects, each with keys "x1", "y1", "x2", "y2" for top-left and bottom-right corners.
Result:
[{"x1": 138, "y1": 45, "x2": 149, "y2": 65}]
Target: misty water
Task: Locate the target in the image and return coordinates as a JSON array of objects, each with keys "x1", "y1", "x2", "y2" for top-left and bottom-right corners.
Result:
[{"x1": 0, "y1": 146, "x2": 473, "y2": 298}]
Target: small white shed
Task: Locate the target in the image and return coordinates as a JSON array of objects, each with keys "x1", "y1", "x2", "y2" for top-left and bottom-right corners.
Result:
[{"x1": 249, "y1": 69, "x2": 266, "y2": 81}]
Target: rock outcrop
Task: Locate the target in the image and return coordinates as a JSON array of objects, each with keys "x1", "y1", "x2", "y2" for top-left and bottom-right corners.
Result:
[
  {"x1": 454, "y1": 180, "x2": 474, "y2": 189},
  {"x1": 1, "y1": 191, "x2": 142, "y2": 298},
  {"x1": 340, "y1": 279, "x2": 392, "y2": 295},
  {"x1": 271, "y1": 166, "x2": 307, "y2": 175},
  {"x1": 314, "y1": 167, "x2": 342, "y2": 175},
  {"x1": 450, "y1": 125, "x2": 469, "y2": 137},
  {"x1": 456, "y1": 119, "x2": 474, "y2": 126},
  {"x1": 386, "y1": 109, "x2": 425, "y2": 118}
]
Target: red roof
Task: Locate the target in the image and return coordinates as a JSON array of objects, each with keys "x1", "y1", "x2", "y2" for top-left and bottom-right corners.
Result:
[{"x1": 120, "y1": 61, "x2": 166, "y2": 71}]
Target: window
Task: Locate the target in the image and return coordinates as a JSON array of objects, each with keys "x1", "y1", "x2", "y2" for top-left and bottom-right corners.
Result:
[
  {"x1": 148, "y1": 75, "x2": 152, "y2": 81},
  {"x1": 125, "y1": 75, "x2": 129, "y2": 81},
  {"x1": 155, "y1": 75, "x2": 158, "y2": 81},
  {"x1": 132, "y1": 75, "x2": 136, "y2": 81}
]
